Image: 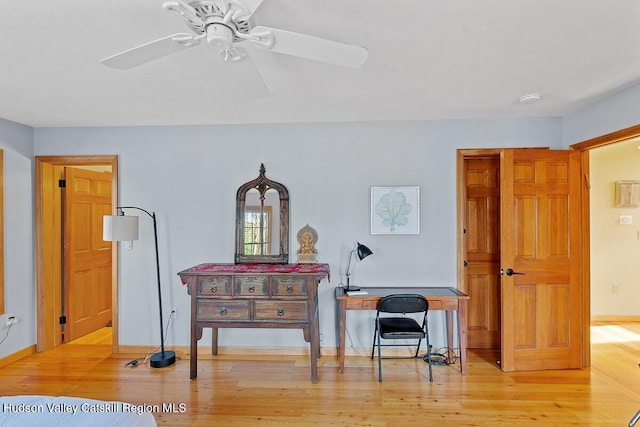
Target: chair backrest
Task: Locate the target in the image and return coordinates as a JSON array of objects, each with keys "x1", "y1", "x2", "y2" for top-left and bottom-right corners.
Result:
[{"x1": 377, "y1": 294, "x2": 429, "y2": 314}]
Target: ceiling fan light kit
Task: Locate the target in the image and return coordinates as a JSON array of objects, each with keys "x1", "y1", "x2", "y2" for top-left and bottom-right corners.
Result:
[{"x1": 101, "y1": 0, "x2": 368, "y2": 92}]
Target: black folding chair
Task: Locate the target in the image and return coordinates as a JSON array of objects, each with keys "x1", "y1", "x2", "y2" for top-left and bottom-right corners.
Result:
[{"x1": 371, "y1": 294, "x2": 433, "y2": 382}]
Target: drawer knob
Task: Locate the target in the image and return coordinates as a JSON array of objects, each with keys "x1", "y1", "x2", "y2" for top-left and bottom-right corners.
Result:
[
  {"x1": 210, "y1": 284, "x2": 218, "y2": 293},
  {"x1": 286, "y1": 284, "x2": 294, "y2": 293},
  {"x1": 220, "y1": 307, "x2": 227, "y2": 316},
  {"x1": 277, "y1": 307, "x2": 285, "y2": 317},
  {"x1": 248, "y1": 285, "x2": 256, "y2": 293}
]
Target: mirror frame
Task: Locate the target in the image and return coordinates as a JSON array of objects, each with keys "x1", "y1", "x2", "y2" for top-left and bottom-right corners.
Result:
[{"x1": 235, "y1": 164, "x2": 289, "y2": 264}]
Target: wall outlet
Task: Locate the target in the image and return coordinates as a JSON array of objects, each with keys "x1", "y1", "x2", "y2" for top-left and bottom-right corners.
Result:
[
  {"x1": 5, "y1": 313, "x2": 17, "y2": 327},
  {"x1": 171, "y1": 307, "x2": 177, "y2": 320}
]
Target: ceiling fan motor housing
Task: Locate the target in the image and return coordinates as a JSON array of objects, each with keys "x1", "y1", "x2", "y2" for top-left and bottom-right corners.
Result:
[{"x1": 207, "y1": 23, "x2": 234, "y2": 50}]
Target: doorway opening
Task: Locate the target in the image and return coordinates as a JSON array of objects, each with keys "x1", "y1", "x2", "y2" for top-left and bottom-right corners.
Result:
[{"x1": 35, "y1": 155, "x2": 118, "y2": 353}]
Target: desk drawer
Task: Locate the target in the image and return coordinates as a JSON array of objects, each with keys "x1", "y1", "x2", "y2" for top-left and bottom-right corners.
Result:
[
  {"x1": 197, "y1": 300, "x2": 250, "y2": 320},
  {"x1": 197, "y1": 276, "x2": 231, "y2": 295},
  {"x1": 272, "y1": 277, "x2": 308, "y2": 296},
  {"x1": 234, "y1": 276, "x2": 269, "y2": 296},
  {"x1": 254, "y1": 300, "x2": 308, "y2": 321}
]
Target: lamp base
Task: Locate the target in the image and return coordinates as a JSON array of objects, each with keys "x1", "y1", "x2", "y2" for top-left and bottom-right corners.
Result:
[
  {"x1": 345, "y1": 286, "x2": 361, "y2": 292},
  {"x1": 150, "y1": 350, "x2": 176, "y2": 368}
]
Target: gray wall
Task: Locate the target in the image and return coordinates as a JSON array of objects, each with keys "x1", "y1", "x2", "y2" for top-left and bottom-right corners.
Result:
[
  {"x1": 1, "y1": 79, "x2": 639, "y2": 358},
  {"x1": 33, "y1": 118, "x2": 562, "y2": 350},
  {"x1": 563, "y1": 82, "x2": 640, "y2": 145},
  {"x1": 0, "y1": 118, "x2": 34, "y2": 359}
]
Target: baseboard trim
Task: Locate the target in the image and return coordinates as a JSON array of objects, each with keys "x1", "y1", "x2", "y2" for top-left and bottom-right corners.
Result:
[
  {"x1": 591, "y1": 315, "x2": 640, "y2": 322},
  {"x1": 0, "y1": 345, "x2": 36, "y2": 369},
  {"x1": 116, "y1": 345, "x2": 343, "y2": 358},
  {"x1": 116, "y1": 345, "x2": 422, "y2": 358}
]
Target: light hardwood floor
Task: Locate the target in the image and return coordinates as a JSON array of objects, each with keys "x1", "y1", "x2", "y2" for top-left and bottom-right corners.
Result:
[{"x1": 1, "y1": 323, "x2": 639, "y2": 426}]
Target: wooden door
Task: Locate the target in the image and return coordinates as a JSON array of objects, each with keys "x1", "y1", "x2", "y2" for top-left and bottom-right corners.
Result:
[
  {"x1": 63, "y1": 168, "x2": 113, "y2": 342},
  {"x1": 499, "y1": 149, "x2": 582, "y2": 371},
  {"x1": 463, "y1": 157, "x2": 501, "y2": 348}
]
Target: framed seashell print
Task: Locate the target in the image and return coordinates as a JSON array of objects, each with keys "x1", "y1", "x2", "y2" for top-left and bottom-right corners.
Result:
[{"x1": 370, "y1": 186, "x2": 420, "y2": 234}]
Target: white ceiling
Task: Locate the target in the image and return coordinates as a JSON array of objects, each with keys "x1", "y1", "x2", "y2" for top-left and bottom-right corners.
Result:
[{"x1": 1, "y1": 0, "x2": 639, "y2": 128}]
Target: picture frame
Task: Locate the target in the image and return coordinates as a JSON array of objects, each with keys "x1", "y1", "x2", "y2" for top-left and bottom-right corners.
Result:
[
  {"x1": 615, "y1": 180, "x2": 640, "y2": 207},
  {"x1": 371, "y1": 186, "x2": 420, "y2": 234}
]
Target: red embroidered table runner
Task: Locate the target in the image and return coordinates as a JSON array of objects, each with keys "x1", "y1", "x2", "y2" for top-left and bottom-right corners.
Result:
[{"x1": 179, "y1": 263, "x2": 330, "y2": 283}]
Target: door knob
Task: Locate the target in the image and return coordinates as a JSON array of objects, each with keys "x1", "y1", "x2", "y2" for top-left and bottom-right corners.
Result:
[{"x1": 503, "y1": 268, "x2": 525, "y2": 276}]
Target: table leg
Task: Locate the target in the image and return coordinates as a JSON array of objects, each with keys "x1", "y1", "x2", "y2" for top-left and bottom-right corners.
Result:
[
  {"x1": 310, "y1": 326, "x2": 319, "y2": 384},
  {"x1": 445, "y1": 311, "x2": 454, "y2": 364},
  {"x1": 211, "y1": 327, "x2": 218, "y2": 355},
  {"x1": 190, "y1": 325, "x2": 201, "y2": 380},
  {"x1": 338, "y1": 299, "x2": 346, "y2": 373},
  {"x1": 458, "y1": 301, "x2": 467, "y2": 375}
]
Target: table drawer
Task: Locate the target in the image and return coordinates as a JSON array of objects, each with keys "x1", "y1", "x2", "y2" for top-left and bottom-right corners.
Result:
[
  {"x1": 271, "y1": 277, "x2": 308, "y2": 296},
  {"x1": 197, "y1": 300, "x2": 250, "y2": 320},
  {"x1": 234, "y1": 276, "x2": 269, "y2": 296},
  {"x1": 197, "y1": 276, "x2": 231, "y2": 296},
  {"x1": 254, "y1": 300, "x2": 308, "y2": 321}
]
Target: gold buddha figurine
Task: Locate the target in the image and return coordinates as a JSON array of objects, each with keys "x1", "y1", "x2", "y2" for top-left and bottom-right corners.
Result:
[{"x1": 296, "y1": 224, "x2": 318, "y2": 264}]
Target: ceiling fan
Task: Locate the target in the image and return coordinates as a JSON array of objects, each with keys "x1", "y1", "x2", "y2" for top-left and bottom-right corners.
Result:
[{"x1": 101, "y1": 0, "x2": 368, "y2": 94}]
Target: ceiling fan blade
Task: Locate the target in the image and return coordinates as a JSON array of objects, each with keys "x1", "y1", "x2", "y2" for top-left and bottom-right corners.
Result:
[
  {"x1": 249, "y1": 26, "x2": 368, "y2": 68},
  {"x1": 231, "y1": 0, "x2": 264, "y2": 19},
  {"x1": 100, "y1": 33, "x2": 199, "y2": 70},
  {"x1": 223, "y1": 47, "x2": 269, "y2": 98}
]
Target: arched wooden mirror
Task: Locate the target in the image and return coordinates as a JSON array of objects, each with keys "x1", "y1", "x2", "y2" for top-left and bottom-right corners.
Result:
[{"x1": 235, "y1": 164, "x2": 289, "y2": 264}]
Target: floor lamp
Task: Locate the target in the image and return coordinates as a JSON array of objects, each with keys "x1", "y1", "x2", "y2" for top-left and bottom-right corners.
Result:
[
  {"x1": 345, "y1": 242, "x2": 373, "y2": 292},
  {"x1": 103, "y1": 206, "x2": 176, "y2": 368}
]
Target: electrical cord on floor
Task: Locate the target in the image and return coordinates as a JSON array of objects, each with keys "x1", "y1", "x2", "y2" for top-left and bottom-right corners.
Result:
[
  {"x1": 425, "y1": 346, "x2": 459, "y2": 366},
  {"x1": 124, "y1": 310, "x2": 177, "y2": 368},
  {"x1": 0, "y1": 322, "x2": 13, "y2": 346}
]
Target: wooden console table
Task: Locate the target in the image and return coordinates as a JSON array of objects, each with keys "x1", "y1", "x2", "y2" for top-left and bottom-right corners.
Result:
[
  {"x1": 335, "y1": 286, "x2": 469, "y2": 375},
  {"x1": 178, "y1": 263, "x2": 330, "y2": 383}
]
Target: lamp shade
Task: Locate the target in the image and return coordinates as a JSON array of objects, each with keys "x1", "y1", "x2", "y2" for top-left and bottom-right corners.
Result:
[
  {"x1": 103, "y1": 215, "x2": 139, "y2": 241},
  {"x1": 356, "y1": 242, "x2": 373, "y2": 260}
]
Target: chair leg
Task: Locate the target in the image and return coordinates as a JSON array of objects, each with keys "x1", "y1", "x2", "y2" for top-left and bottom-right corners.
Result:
[
  {"x1": 414, "y1": 338, "x2": 423, "y2": 357},
  {"x1": 377, "y1": 331, "x2": 383, "y2": 382},
  {"x1": 425, "y1": 333, "x2": 433, "y2": 382},
  {"x1": 371, "y1": 322, "x2": 378, "y2": 360}
]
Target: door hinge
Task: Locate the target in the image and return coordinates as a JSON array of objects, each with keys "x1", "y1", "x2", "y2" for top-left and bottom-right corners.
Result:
[
  {"x1": 59, "y1": 315, "x2": 67, "y2": 325},
  {"x1": 58, "y1": 179, "x2": 66, "y2": 188}
]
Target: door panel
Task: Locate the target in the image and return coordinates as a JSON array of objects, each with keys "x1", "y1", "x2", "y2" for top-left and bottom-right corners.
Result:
[
  {"x1": 463, "y1": 157, "x2": 501, "y2": 348},
  {"x1": 63, "y1": 168, "x2": 113, "y2": 342},
  {"x1": 500, "y1": 149, "x2": 582, "y2": 371}
]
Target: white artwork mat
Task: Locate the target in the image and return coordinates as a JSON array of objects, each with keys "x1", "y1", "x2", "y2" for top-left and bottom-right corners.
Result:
[{"x1": 371, "y1": 186, "x2": 420, "y2": 234}]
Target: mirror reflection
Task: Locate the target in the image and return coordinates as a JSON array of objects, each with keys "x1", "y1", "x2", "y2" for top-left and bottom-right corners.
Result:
[
  {"x1": 243, "y1": 188, "x2": 280, "y2": 256},
  {"x1": 236, "y1": 165, "x2": 289, "y2": 264}
]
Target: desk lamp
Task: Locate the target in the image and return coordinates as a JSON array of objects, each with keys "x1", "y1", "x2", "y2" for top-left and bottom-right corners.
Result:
[
  {"x1": 103, "y1": 207, "x2": 176, "y2": 368},
  {"x1": 345, "y1": 242, "x2": 373, "y2": 292}
]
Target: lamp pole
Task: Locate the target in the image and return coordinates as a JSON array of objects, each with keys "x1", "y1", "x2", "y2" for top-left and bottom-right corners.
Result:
[
  {"x1": 117, "y1": 206, "x2": 175, "y2": 368},
  {"x1": 345, "y1": 249, "x2": 357, "y2": 292}
]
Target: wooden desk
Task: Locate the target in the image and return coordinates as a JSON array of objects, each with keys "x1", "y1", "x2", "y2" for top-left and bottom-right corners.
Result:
[
  {"x1": 179, "y1": 263, "x2": 329, "y2": 383},
  {"x1": 335, "y1": 286, "x2": 469, "y2": 374}
]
